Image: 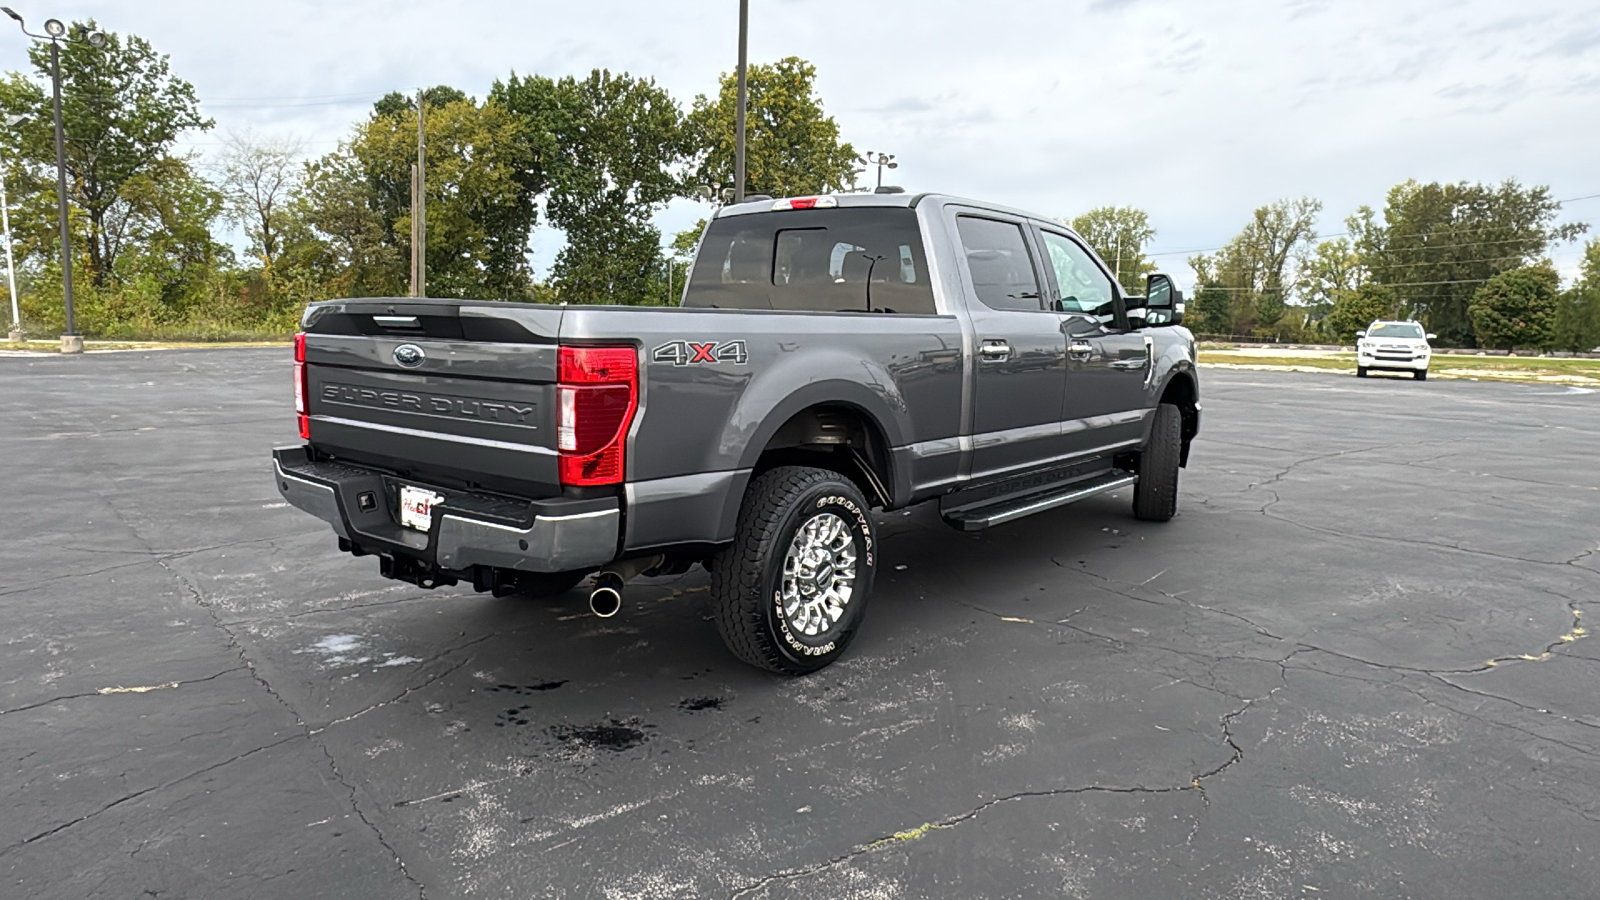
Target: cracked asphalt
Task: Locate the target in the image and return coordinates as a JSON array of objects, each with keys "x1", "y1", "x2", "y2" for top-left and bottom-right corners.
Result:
[{"x1": 3, "y1": 350, "x2": 1598, "y2": 899}]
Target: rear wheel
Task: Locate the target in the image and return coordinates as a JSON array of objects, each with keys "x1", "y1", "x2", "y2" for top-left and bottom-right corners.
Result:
[
  {"x1": 1414, "y1": 369, "x2": 1427, "y2": 381},
  {"x1": 1356, "y1": 367, "x2": 1369, "y2": 378},
  {"x1": 709, "y1": 466, "x2": 878, "y2": 675},
  {"x1": 1133, "y1": 403, "x2": 1182, "y2": 522}
]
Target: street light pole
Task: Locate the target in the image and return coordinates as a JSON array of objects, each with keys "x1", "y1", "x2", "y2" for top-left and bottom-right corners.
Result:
[
  {"x1": 860, "y1": 152, "x2": 897, "y2": 191},
  {"x1": 2, "y1": 9, "x2": 105, "y2": 354},
  {"x1": 3, "y1": 111, "x2": 23, "y2": 342},
  {"x1": 3, "y1": 169, "x2": 18, "y2": 342},
  {"x1": 48, "y1": 38, "x2": 74, "y2": 349},
  {"x1": 734, "y1": 0, "x2": 748, "y2": 204}
]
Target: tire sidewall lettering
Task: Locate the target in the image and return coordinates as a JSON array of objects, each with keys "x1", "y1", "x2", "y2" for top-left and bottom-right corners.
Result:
[
  {"x1": 770, "y1": 488, "x2": 875, "y2": 659},
  {"x1": 815, "y1": 495, "x2": 874, "y2": 567}
]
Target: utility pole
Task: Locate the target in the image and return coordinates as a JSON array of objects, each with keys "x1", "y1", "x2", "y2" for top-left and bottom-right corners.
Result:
[
  {"x1": 734, "y1": 0, "x2": 748, "y2": 204},
  {"x1": 410, "y1": 88, "x2": 426, "y2": 297}
]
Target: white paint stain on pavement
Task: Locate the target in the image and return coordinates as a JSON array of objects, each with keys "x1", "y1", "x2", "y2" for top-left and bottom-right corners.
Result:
[{"x1": 97, "y1": 681, "x2": 180, "y2": 695}]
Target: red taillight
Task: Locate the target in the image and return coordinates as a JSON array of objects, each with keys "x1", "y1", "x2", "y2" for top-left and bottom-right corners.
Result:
[
  {"x1": 556, "y1": 345, "x2": 638, "y2": 487},
  {"x1": 293, "y1": 332, "x2": 310, "y2": 440}
]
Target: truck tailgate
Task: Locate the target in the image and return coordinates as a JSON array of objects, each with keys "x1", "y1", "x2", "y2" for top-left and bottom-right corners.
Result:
[{"x1": 301, "y1": 300, "x2": 565, "y2": 497}]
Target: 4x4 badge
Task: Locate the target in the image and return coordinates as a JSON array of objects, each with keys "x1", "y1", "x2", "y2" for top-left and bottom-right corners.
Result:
[
  {"x1": 652, "y1": 340, "x2": 748, "y2": 366},
  {"x1": 393, "y1": 343, "x2": 425, "y2": 368}
]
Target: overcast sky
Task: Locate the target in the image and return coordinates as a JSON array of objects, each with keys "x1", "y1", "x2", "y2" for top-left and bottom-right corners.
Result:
[{"x1": 2, "y1": 0, "x2": 1596, "y2": 282}]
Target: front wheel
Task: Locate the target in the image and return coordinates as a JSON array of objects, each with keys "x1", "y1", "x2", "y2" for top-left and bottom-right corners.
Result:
[
  {"x1": 1414, "y1": 369, "x2": 1427, "y2": 381},
  {"x1": 1356, "y1": 367, "x2": 1369, "y2": 378},
  {"x1": 1133, "y1": 403, "x2": 1182, "y2": 522},
  {"x1": 709, "y1": 466, "x2": 878, "y2": 675}
]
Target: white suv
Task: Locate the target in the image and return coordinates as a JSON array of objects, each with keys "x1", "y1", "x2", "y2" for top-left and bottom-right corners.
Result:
[{"x1": 1356, "y1": 320, "x2": 1435, "y2": 381}]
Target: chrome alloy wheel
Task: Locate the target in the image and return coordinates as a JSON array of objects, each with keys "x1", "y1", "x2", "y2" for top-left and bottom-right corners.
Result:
[{"x1": 779, "y1": 512, "x2": 858, "y2": 637}]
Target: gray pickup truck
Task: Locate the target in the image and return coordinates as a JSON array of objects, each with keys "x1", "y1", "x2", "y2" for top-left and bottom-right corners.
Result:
[{"x1": 274, "y1": 192, "x2": 1199, "y2": 674}]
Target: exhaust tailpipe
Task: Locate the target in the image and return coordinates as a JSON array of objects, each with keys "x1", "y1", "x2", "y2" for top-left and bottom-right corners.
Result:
[
  {"x1": 586, "y1": 554, "x2": 664, "y2": 619},
  {"x1": 589, "y1": 574, "x2": 624, "y2": 618}
]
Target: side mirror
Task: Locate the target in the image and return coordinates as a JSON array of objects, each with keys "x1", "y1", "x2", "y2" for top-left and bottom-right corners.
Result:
[
  {"x1": 1356, "y1": 330, "x2": 1366, "y2": 339},
  {"x1": 1426, "y1": 333, "x2": 1437, "y2": 340},
  {"x1": 1143, "y1": 273, "x2": 1184, "y2": 327}
]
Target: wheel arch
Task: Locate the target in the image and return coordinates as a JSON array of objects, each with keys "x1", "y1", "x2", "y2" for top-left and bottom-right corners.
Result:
[{"x1": 739, "y1": 386, "x2": 901, "y2": 511}]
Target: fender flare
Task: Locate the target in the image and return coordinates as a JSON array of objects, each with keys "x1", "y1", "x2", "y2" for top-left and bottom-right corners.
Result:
[{"x1": 1151, "y1": 363, "x2": 1200, "y2": 464}]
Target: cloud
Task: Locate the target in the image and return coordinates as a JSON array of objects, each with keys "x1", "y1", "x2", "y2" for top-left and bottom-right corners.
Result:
[{"x1": 1542, "y1": 26, "x2": 1600, "y2": 57}]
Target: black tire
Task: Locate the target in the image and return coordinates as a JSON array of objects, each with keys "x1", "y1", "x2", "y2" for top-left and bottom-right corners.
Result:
[
  {"x1": 505, "y1": 570, "x2": 587, "y2": 598},
  {"x1": 1356, "y1": 367, "x2": 1369, "y2": 378},
  {"x1": 1414, "y1": 369, "x2": 1427, "y2": 381},
  {"x1": 708, "y1": 466, "x2": 878, "y2": 675},
  {"x1": 1133, "y1": 403, "x2": 1182, "y2": 522}
]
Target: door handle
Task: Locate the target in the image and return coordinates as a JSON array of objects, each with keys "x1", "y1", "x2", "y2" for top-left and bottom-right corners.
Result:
[
  {"x1": 979, "y1": 339, "x2": 1011, "y2": 360},
  {"x1": 1067, "y1": 340, "x2": 1093, "y2": 360}
]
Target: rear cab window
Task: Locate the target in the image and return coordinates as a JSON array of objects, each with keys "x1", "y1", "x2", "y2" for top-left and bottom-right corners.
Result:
[
  {"x1": 684, "y1": 208, "x2": 937, "y2": 314},
  {"x1": 954, "y1": 216, "x2": 1044, "y2": 312}
]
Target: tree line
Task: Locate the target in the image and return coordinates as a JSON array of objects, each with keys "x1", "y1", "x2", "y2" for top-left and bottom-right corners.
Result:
[
  {"x1": 0, "y1": 22, "x2": 857, "y2": 338},
  {"x1": 1076, "y1": 184, "x2": 1597, "y2": 351},
  {"x1": 2, "y1": 21, "x2": 1595, "y2": 350}
]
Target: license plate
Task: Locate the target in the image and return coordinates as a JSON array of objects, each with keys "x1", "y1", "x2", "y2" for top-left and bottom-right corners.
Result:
[{"x1": 398, "y1": 485, "x2": 443, "y2": 532}]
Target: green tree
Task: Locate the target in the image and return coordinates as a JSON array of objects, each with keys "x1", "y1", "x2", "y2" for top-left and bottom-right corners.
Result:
[
  {"x1": 372, "y1": 86, "x2": 469, "y2": 120},
  {"x1": 1068, "y1": 206, "x2": 1155, "y2": 294},
  {"x1": 291, "y1": 145, "x2": 404, "y2": 298},
  {"x1": 1296, "y1": 238, "x2": 1365, "y2": 338},
  {"x1": 357, "y1": 95, "x2": 540, "y2": 298},
  {"x1": 1469, "y1": 263, "x2": 1559, "y2": 350},
  {"x1": 1354, "y1": 180, "x2": 1586, "y2": 347},
  {"x1": 1186, "y1": 282, "x2": 1234, "y2": 336},
  {"x1": 1552, "y1": 239, "x2": 1600, "y2": 352},
  {"x1": 1189, "y1": 197, "x2": 1322, "y2": 337},
  {"x1": 1325, "y1": 283, "x2": 1398, "y2": 343},
  {"x1": 296, "y1": 91, "x2": 541, "y2": 299},
  {"x1": 0, "y1": 21, "x2": 211, "y2": 286},
  {"x1": 687, "y1": 56, "x2": 857, "y2": 198},
  {"x1": 495, "y1": 69, "x2": 688, "y2": 304}
]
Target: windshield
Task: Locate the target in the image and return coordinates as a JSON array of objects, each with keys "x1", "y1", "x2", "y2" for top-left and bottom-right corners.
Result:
[{"x1": 1369, "y1": 323, "x2": 1425, "y2": 339}]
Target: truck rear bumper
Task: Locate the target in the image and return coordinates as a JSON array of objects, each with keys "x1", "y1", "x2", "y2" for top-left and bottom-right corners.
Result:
[{"x1": 273, "y1": 446, "x2": 619, "y2": 574}]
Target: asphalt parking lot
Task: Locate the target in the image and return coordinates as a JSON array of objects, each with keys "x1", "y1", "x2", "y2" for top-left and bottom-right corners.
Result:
[{"x1": 3, "y1": 349, "x2": 1598, "y2": 899}]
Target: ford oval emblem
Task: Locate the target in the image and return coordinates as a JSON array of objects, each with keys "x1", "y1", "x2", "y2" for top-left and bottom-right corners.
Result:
[{"x1": 393, "y1": 343, "x2": 425, "y2": 368}]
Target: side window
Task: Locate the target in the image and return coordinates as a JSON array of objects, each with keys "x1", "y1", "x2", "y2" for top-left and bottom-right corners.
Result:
[
  {"x1": 1039, "y1": 231, "x2": 1116, "y2": 317},
  {"x1": 955, "y1": 216, "x2": 1043, "y2": 312}
]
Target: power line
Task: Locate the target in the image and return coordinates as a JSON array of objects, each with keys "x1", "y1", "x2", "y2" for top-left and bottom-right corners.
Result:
[
  {"x1": 202, "y1": 97, "x2": 387, "y2": 109},
  {"x1": 1147, "y1": 232, "x2": 1358, "y2": 259},
  {"x1": 202, "y1": 90, "x2": 388, "y2": 102}
]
